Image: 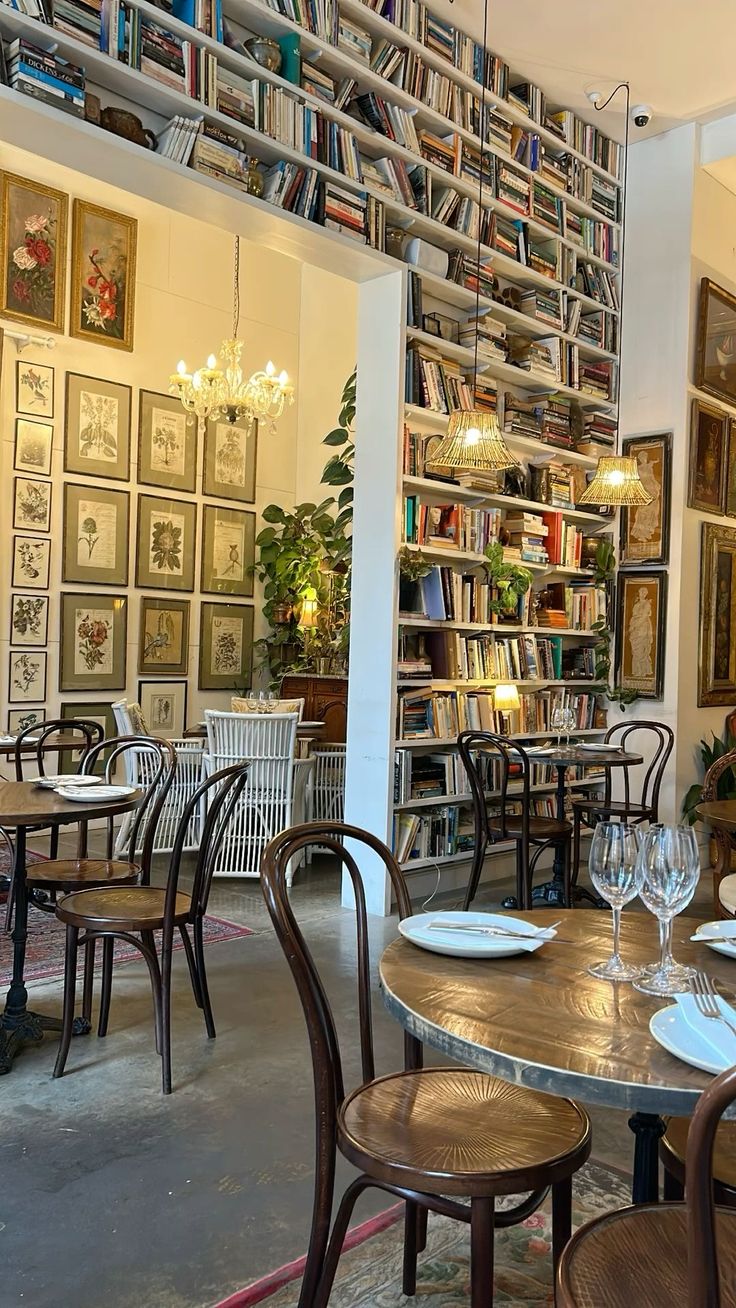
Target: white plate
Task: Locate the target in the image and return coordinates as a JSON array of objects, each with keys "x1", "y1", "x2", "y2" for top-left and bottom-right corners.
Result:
[
  {"x1": 650, "y1": 1004, "x2": 734, "y2": 1076},
  {"x1": 36, "y1": 774, "x2": 102, "y2": 789},
  {"x1": 690, "y1": 920, "x2": 736, "y2": 960},
  {"x1": 398, "y1": 911, "x2": 557, "y2": 959},
  {"x1": 55, "y1": 784, "x2": 136, "y2": 803},
  {"x1": 578, "y1": 742, "x2": 620, "y2": 752}
]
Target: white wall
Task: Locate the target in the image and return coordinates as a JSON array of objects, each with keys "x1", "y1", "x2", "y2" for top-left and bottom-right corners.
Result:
[{"x1": 296, "y1": 265, "x2": 358, "y2": 507}]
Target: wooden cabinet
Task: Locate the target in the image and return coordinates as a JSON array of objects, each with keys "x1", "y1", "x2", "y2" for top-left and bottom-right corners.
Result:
[{"x1": 280, "y1": 674, "x2": 348, "y2": 743}]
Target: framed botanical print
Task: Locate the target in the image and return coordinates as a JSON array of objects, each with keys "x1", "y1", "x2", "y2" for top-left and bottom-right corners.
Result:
[
  {"x1": 615, "y1": 571, "x2": 667, "y2": 701},
  {"x1": 64, "y1": 372, "x2": 131, "y2": 481},
  {"x1": 199, "y1": 602, "x2": 254, "y2": 690},
  {"x1": 695, "y1": 277, "x2": 736, "y2": 407},
  {"x1": 138, "y1": 391, "x2": 197, "y2": 493},
  {"x1": 60, "y1": 701, "x2": 116, "y2": 774},
  {"x1": 0, "y1": 172, "x2": 68, "y2": 332},
  {"x1": 200, "y1": 505, "x2": 255, "y2": 597},
  {"x1": 138, "y1": 680, "x2": 188, "y2": 738},
  {"x1": 14, "y1": 419, "x2": 53, "y2": 475},
  {"x1": 8, "y1": 707, "x2": 45, "y2": 734},
  {"x1": 725, "y1": 419, "x2": 736, "y2": 519},
  {"x1": 135, "y1": 494, "x2": 197, "y2": 592},
  {"x1": 688, "y1": 398, "x2": 727, "y2": 515},
  {"x1": 12, "y1": 536, "x2": 50, "y2": 589},
  {"x1": 16, "y1": 360, "x2": 54, "y2": 417},
  {"x1": 8, "y1": 650, "x2": 47, "y2": 703},
  {"x1": 10, "y1": 594, "x2": 49, "y2": 647},
  {"x1": 138, "y1": 596, "x2": 190, "y2": 675},
  {"x1": 699, "y1": 522, "x2": 736, "y2": 706},
  {"x1": 619, "y1": 433, "x2": 671, "y2": 567},
  {"x1": 62, "y1": 483, "x2": 130, "y2": 586},
  {"x1": 13, "y1": 476, "x2": 51, "y2": 532},
  {"x1": 59, "y1": 592, "x2": 127, "y2": 691},
  {"x1": 203, "y1": 417, "x2": 257, "y2": 503},
  {"x1": 70, "y1": 199, "x2": 137, "y2": 351}
]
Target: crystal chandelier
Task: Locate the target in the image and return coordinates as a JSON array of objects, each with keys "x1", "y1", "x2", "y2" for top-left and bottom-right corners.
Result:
[{"x1": 169, "y1": 236, "x2": 294, "y2": 431}]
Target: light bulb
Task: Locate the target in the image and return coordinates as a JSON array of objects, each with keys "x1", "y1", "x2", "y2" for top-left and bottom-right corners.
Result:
[
  {"x1": 206, "y1": 354, "x2": 217, "y2": 369},
  {"x1": 278, "y1": 370, "x2": 289, "y2": 386},
  {"x1": 177, "y1": 359, "x2": 187, "y2": 375},
  {"x1": 266, "y1": 361, "x2": 275, "y2": 376},
  {"x1": 609, "y1": 469, "x2": 625, "y2": 485},
  {"x1": 192, "y1": 371, "x2": 202, "y2": 390},
  {"x1": 464, "y1": 426, "x2": 481, "y2": 447}
]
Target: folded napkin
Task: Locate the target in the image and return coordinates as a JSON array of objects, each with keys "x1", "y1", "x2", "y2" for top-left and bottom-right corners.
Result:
[{"x1": 676, "y1": 992, "x2": 736, "y2": 1069}]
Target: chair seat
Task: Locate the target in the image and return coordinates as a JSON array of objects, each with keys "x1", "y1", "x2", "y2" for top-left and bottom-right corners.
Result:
[
  {"x1": 719, "y1": 874, "x2": 736, "y2": 916},
  {"x1": 570, "y1": 798, "x2": 652, "y2": 820},
  {"x1": 489, "y1": 814, "x2": 571, "y2": 841},
  {"x1": 28, "y1": 859, "x2": 140, "y2": 891},
  {"x1": 338, "y1": 1067, "x2": 590, "y2": 1197},
  {"x1": 556, "y1": 1203, "x2": 736, "y2": 1306},
  {"x1": 661, "y1": 1116, "x2": 736, "y2": 1195},
  {"x1": 56, "y1": 885, "x2": 191, "y2": 932}
]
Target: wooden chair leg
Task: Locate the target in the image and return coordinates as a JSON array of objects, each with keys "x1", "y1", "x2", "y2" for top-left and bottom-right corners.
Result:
[
  {"x1": 53, "y1": 924, "x2": 79, "y2": 1079},
  {"x1": 179, "y1": 923, "x2": 203, "y2": 1009},
  {"x1": 663, "y1": 1166, "x2": 685, "y2": 1201},
  {"x1": 463, "y1": 840, "x2": 488, "y2": 911},
  {"x1": 552, "y1": 1175, "x2": 572, "y2": 1274},
  {"x1": 193, "y1": 916, "x2": 216, "y2": 1039},
  {"x1": 160, "y1": 928, "x2": 173, "y2": 1095},
  {"x1": 563, "y1": 836, "x2": 572, "y2": 909},
  {"x1": 572, "y1": 810, "x2": 582, "y2": 890},
  {"x1": 82, "y1": 937, "x2": 96, "y2": 1024},
  {"x1": 141, "y1": 930, "x2": 163, "y2": 1056},
  {"x1": 470, "y1": 1196, "x2": 495, "y2": 1307},
  {"x1": 417, "y1": 1206, "x2": 428, "y2": 1253},
  {"x1": 402, "y1": 1199, "x2": 419, "y2": 1296},
  {"x1": 98, "y1": 937, "x2": 114, "y2": 1037},
  {"x1": 313, "y1": 1179, "x2": 369, "y2": 1308}
]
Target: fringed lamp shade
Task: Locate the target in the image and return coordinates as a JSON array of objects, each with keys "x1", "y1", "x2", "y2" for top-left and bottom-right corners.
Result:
[
  {"x1": 429, "y1": 409, "x2": 519, "y2": 472},
  {"x1": 578, "y1": 455, "x2": 653, "y2": 507}
]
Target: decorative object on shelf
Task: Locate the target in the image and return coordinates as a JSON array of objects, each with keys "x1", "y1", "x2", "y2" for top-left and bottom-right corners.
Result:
[
  {"x1": 84, "y1": 93, "x2": 102, "y2": 127},
  {"x1": 591, "y1": 537, "x2": 637, "y2": 708},
  {"x1": 619, "y1": 432, "x2": 672, "y2": 566},
  {"x1": 615, "y1": 569, "x2": 667, "y2": 700},
  {"x1": 695, "y1": 277, "x2": 736, "y2": 407},
  {"x1": 688, "y1": 398, "x2": 727, "y2": 515},
  {"x1": 199, "y1": 601, "x2": 254, "y2": 690},
  {"x1": 138, "y1": 389, "x2": 197, "y2": 493},
  {"x1": 8, "y1": 708, "x2": 44, "y2": 735},
  {"x1": 138, "y1": 597, "x2": 190, "y2": 676},
  {"x1": 244, "y1": 35, "x2": 282, "y2": 71},
  {"x1": 699, "y1": 521, "x2": 736, "y2": 706},
  {"x1": 64, "y1": 372, "x2": 132, "y2": 481},
  {"x1": 494, "y1": 682, "x2": 520, "y2": 734},
  {"x1": 244, "y1": 158, "x2": 264, "y2": 198},
  {"x1": 200, "y1": 505, "x2": 255, "y2": 597},
  {"x1": 100, "y1": 107, "x2": 156, "y2": 149},
  {"x1": 59, "y1": 592, "x2": 128, "y2": 692},
  {"x1": 8, "y1": 650, "x2": 47, "y2": 703},
  {"x1": 16, "y1": 359, "x2": 53, "y2": 417},
  {"x1": 482, "y1": 541, "x2": 533, "y2": 620},
  {"x1": 62, "y1": 482, "x2": 130, "y2": 586},
  {"x1": 13, "y1": 476, "x2": 51, "y2": 532},
  {"x1": 9, "y1": 594, "x2": 48, "y2": 648},
  {"x1": 203, "y1": 415, "x2": 257, "y2": 503},
  {"x1": 398, "y1": 545, "x2": 433, "y2": 614},
  {"x1": 169, "y1": 235, "x2": 293, "y2": 430},
  {"x1": 70, "y1": 199, "x2": 137, "y2": 351},
  {"x1": 12, "y1": 535, "x2": 50, "y2": 590},
  {"x1": 0, "y1": 172, "x2": 68, "y2": 333},
  {"x1": 138, "y1": 679, "x2": 188, "y2": 738},
  {"x1": 14, "y1": 418, "x2": 52, "y2": 476},
  {"x1": 423, "y1": 313, "x2": 459, "y2": 344},
  {"x1": 135, "y1": 494, "x2": 197, "y2": 593}
]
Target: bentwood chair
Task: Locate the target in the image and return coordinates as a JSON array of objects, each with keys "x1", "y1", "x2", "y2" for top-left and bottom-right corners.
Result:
[
  {"x1": 261, "y1": 821, "x2": 591, "y2": 1308},
  {"x1": 458, "y1": 731, "x2": 572, "y2": 911},
  {"x1": 557, "y1": 1063, "x2": 736, "y2": 1307},
  {"x1": 53, "y1": 761, "x2": 250, "y2": 1093},
  {"x1": 697, "y1": 746, "x2": 736, "y2": 919},
  {"x1": 111, "y1": 700, "x2": 206, "y2": 856}
]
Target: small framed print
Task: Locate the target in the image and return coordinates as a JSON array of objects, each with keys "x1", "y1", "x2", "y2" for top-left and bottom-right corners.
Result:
[
  {"x1": 13, "y1": 476, "x2": 51, "y2": 532},
  {"x1": 60, "y1": 701, "x2": 116, "y2": 774},
  {"x1": 138, "y1": 679, "x2": 187, "y2": 738},
  {"x1": 695, "y1": 277, "x2": 736, "y2": 407},
  {"x1": 70, "y1": 199, "x2": 137, "y2": 352},
  {"x1": 200, "y1": 505, "x2": 255, "y2": 597},
  {"x1": 138, "y1": 391, "x2": 197, "y2": 493},
  {"x1": 8, "y1": 650, "x2": 47, "y2": 703},
  {"x1": 12, "y1": 536, "x2": 50, "y2": 589},
  {"x1": 135, "y1": 494, "x2": 197, "y2": 592},
  {"x1": 62, "y1": 483, "x2": 129, "y2": 586},
  {"x1": 615, "y1": 571, "x2": 667, "y2": 701},
  {"x1": 199, "y1": 601, "x2": 254, "y2": 691},
  {"x1": 619, "y1": 433, "x2": 672, "y2": 567},
  {"x1": 688, "y1": 398, "x2": 727, "y2": 515},
  {"x1": 64, "y1": 372, "x2": 132, "y2": 481},
  {"x1": 203, "y1": 417, "x2": 257, "y2": 503},
  {"x1": 138, "y1": 596, "x2": 190, "y2": 675},
  {"x1": 8, "y1": 707, "x2": 45, "y2": 734},
  {"x1": 59, "y1": 592, "x2": 127, "y2": 692},
  {"x1": 16, "y1": 359, "x2": 54, "y2": 417},
  {"x1": 0, "y1": 172, "x2": 68, "y2": 333},
  {"x1": 10, "y1": 594, "x2": 49, "y2": 646},
  {"x1": 14, "y1": 418, "x2": 53, "y2": 475}
]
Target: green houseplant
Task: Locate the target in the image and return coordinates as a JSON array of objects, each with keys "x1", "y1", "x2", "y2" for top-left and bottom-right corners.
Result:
[
  {"x1": 682, "y1": 725, "x2": 736, "y2": 869},
  {"x1": 398, "y1": 545, "x2": 432, "y2": 612},
  {"x1": 482, "y1": 541, "x2": 533, "y2": 619},
  {"x1": 590, "y1": 538, "x2": 638, "y2": 707}
]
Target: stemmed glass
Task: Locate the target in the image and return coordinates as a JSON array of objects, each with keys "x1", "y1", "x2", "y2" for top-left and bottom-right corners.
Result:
[
  {"x1": 587, "y1": 821, "x2": 643, "y2": 981},
  {"x1": 551, "y1": 706, "x2": 565, "y2": 750},
  {"x1": 633, "y1": 824, "x2": 701, "y2": 996},
  {"x1": 563, "y1": 705, "x2": 577, "y2": 747}
]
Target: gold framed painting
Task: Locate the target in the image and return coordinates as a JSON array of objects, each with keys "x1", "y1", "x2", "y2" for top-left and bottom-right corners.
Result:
[
  {"x1": 62, "y1": 482, "x2": 130, "y2": 586},
  {"x1": 200, "y1": 505, "x2": 255, "y2": 597},
  {"x1": 695, "y1": 277, "x2": 736, "y2": 408},
  {"x1": 135, "y1": 495, "x2": 197, "y2": 592},
  {"x1": 725, "y1": 419, "x2": 736, "y2": 519},
  {"x1": 688, "y1": 398, "x2": 727, "y2": 515},
  {"x1": 199, "y1": 602, "x2": 254, "y2": 690},
  {"x1": 615, "y1": 571, "x2": 667, "y2": 701},
  {"x1": 619, "y1": 433, "x2": 671, "y2": 567},
  {"x1": 138, "y1": 390, "x2": 197, "y2": 494},
  {"x1": 138, "y1": 596, "x2": 190, "y2": 675},
  {"x1": 203, "y1": 417, "x2": 257, "y2": 503},
  {"x1": 70, "y1": 199, "x2": 136, "y2": 352},
  {"x1": 0, "y1": 172, "x2": 67, "y2": 332},
  {"x1": 699, "y1": 522, "x2": 736, "y2": 706},
  {"x1": 59, "y1": 592, "x2": 127, "y2": 692},
  {"x1": 64, "y1": 372, "x2": 131, "y2": 481}
]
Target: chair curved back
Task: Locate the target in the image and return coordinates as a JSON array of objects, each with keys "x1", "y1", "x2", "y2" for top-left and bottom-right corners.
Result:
[
  {"x1": 457, "y1": 729, "x2": 533, "y2": 845},
  {"x1": 702, "y1": 746, "x2": 736, "y2": 805},
  {"x1": 231, "y1": 696, "x2": 305, "y2": 720},
  {"x1": 14, "y1": 717, "x2": 104, "y2": 781},
  {"x1": 205, "y1": 711, "x2": 299, "y2": 876},
  {"x1": 81, "y1": 735, "x2": 177, "y2": 870},
  {"x1": 163, "y1": 761, "x2": 251, "y2": 926},
  {"x1": 686, "y1": 1062, "x2": 736, "y2": 1307},
  {"x1": 603, "y1": 720, "x2": 674, "y2": 816},
  {"x1": 111, "y1": 699, "x2": 205, "y2": 854}
]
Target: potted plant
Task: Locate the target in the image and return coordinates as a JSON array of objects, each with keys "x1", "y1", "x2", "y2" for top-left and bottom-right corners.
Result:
[
  {"x1": 682, "y1": 727, "x2": 736, "y2": 867},
  {"x1": 482, "y1": 541, "x2": 533, "y2": 620},
  {"x1": 590, "y1": 538, "x2": 638, "y2": 707},
  {"x1": 398, "y1": 546, "x2": 432, "y2": 613}
]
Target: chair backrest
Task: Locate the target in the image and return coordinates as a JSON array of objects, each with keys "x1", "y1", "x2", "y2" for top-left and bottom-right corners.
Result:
[
  {"x1": 457, "y1": 729, "x2": 533, "y2": 845},
  {"x1": 231, "y1": 696, "x2": 305, "y2": 720},
  {"x1": 15, "y1": 718, "x2": 104, "y2": 781},
  {"x1": 686, "y1": 1062, "x2": 736, "y2": 1307},
  {"x1": 81, "y1": 735, "x2": 177, "y2": 868},
  {"x1": 604, "y1": 720, "x2": 674, "y2": 816},
  {"x1": 205, "y1": 710, "x2": 298, "y2": 793},
  {"x1": 702, "y1": 746, "x2": 736, "y2": 805},
  {"x1": 111, "y1": 699, "x2": 150, "y2": 736},
  {"x1": 161, "y1": 761, "x2": 251, "y2": 927},
  {"x1": 311, "y1": 748, "x2": 347, "y2": 823}
]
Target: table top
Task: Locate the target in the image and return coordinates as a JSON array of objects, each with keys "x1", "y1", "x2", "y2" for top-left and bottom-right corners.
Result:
[
  {"x1": 697, "y1": 800, "x2": 736, "y2": 832},
  {"x1": 525, "y1": 745, "x2": 642, "y2": 768},
  {"x1": 0, "y1": 733, "x2": 88, "y2": 758},
  {"x1": 0, "y1": 780, "x2": 142, "y2": 828},
  {"x1": 380, "y1": 909, "x2": 731, "y2": 1118}
]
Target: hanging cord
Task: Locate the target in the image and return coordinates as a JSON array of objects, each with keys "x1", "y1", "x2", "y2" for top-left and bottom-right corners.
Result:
[
  {"x1": 233, "y1": 235, "x2": 240, "y2": 338},
  {"x1": 472, "y1": 0, "x2": 491, "y2": 407},
  {"x1": 593, "y1": 82, "x2": 629, "y2": 454}
]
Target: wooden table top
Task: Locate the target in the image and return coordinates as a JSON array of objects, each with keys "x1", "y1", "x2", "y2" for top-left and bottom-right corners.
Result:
[
  {"x1": 0, "y1": 733, "x2": 87, "y2": 758},
  {"x1": 525, "y1": 746, "x2": 642, "y2": 768},
  {"x1": 0, "y1": 780, "x2": 142, "y2": 828},
  {"x1": 380, "y1": 908, "x2": 733, "y2": 1118},
  {"x1": 697, "y1": 800, "x2": 736, "y2": 833}
]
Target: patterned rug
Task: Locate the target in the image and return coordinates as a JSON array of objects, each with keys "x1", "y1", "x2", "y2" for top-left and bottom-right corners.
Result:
[{"x1": 218, "y1": 1161, "x2": 631, "y2": 1308}]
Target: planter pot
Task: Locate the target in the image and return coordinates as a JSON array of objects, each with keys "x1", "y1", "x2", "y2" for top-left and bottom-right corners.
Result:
[
  {"x1": 709, "y1": 834, "x2": 736, "y2": 870},
  {"x1": 399, "y1": 578, "x2": 422, "y2": 613},
  {"x1": 271, "y1": 603, "x2": 293, "y2": 624}
]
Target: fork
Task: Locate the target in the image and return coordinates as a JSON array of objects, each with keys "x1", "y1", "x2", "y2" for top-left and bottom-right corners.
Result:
[
  {"x1": 427, "y1": 919, "x2": 561, "y2": 940},
  {"x1": 690, "y1": 972, "x2": 736, "y2": 1041}
]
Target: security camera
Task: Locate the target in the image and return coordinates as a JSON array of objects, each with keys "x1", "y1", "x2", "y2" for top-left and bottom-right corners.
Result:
[{"x1": 631, "y1": 105, "x2": 652, "y2": 128}]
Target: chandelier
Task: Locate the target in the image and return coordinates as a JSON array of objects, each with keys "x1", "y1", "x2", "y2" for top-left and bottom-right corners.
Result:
[{"x1": 169, "y1": 236, "x2": 294, "y2": 430}]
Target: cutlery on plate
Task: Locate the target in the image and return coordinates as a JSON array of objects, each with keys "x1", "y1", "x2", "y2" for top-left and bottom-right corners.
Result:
[
  {"x1": 426, "y1": 919, "x2": 561, "y2": 940},
  {"x1": 690, "y1": 928, "x2": 736, "y2": 942},
  {"x1": 690, "y1": 972, "x2": 736, "y2": 1041}
]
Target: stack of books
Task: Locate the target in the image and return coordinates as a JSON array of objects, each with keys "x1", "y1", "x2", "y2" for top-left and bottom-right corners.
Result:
[
  {"x1": 8, "y1": 38, "x2": 85, "y2": 116},
  {"x1": 458, "y1": 313, "x2": 507, "y2": 362},
  {"x1": 189, "y1": 127, "x2": 246, "y2": 185},
  {"x1": 504, "y1": 512, "x2": 549, "y2": 564},
  {"x1": 532, "y1": 180, "x2": 563, "y2": 232},
  {"x1": 338, "y1": 13, "x2": 372, "y2": 62},
  {"x1": 509, "y1": 335, "x2": 561, "y2": 383},
  {"x1": 156, "y1": 113, "x2": 203, "y2": 164},
  {"x1": 418, "y1": 129, "x2": 455, "y2": 174},
  {"x1": 503, "y1": 395, "x2": 544, "y2": 440},
  {"x1": 301, "y1": 63, "x2": 335, "y2": 104},
  {"x1": 216, "y1": 71, "x2": 258, "y2": 127},
  {"x1": 322, "y1": 181, "x2": 367, "y2": 242},
  {"x1": 540, "y1": 395, "x2": 574, "y2": 447},
  {"x1": 472, "y1": 375, "x2": 498, "y2": 413},
  {"x1": 447, "y1": 252, "x2": 497, "y2": 300},
  {"x1": 454, "y1": 140, "x2": 496, "y2": 189},
  {"x1": 577, "y1": 410, "x2": 617, "y2": 451},
  {"x1": 578, "y1": 309, "x2": 618, "y2": 352},
  {"x1": 497, "y1": 164, "x2": 530, "y2": 216},
  {"x1": 404, "y1": 497, "x2": 502, "y2": 553},
  {"x1": 519, "y1": 287, "x2": 563, "y2": 329},
  {"x1": 52, "y1": 0, "x2": 102, "y2": 47},
  {"x1": 520, "y1": 233, "x2": 561, "y2": 281},
  {"x1": 578, "y1": 359, "x2": 616, "y2": 402},
  {"x1": 405, "y1": 343, "x2": 474, "y2": 413}
]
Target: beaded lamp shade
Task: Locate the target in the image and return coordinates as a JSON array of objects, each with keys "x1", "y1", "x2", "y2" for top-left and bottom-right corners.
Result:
[
  {"x1": 429, "y1": 410, "x2": 519, "y2": 472},
  {"x1": 578, "y1": 455, "x2": 653, "y2": 507}
]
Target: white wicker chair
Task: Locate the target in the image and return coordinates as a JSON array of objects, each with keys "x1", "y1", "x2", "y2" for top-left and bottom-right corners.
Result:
[
  {"x1": 111, "y1": 700, "x2": 205, "y2": 855},
  {"x1": 231, "y1": 696, "x2": 305, "y2": 719}
]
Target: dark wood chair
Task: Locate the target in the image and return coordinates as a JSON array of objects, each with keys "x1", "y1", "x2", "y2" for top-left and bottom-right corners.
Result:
[
  {"x1": 457, "y1": 731, "x2": 572, "y2": 911},
  {"x1": 260, "y1": 820, "x2": 591, "y2": 1308},
  {"x1": 53, "y1": 760, "x2": 250, "y2": 1093},
  {"x1": 557, "y1": 1063, "x2": 736, "y2": 1308},
  {"x1": 660, "y1": 1115, "x2": 736, "y2": 1207},
  {"x1": 698, "y1": 746, "x2": 736, "y2": 919}
]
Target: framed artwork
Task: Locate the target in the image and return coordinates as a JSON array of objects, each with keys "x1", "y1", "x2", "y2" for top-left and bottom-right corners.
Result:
[
  {"x1": 699, "y1": 522, "x2": 736, "y2": 706},
  {"x1": 138, "y1": 596, "x2": 190, "y2": 675},
  {"x1": 12, "y1": 536, "x2": 50, "y2": 589},
  {"x1": 13, "y1": 476, "x2": 51, "y2": 532},
  {"x1": 725, "y1": 419, "x2": 736, "y2": 519},
  {"x1": 59, "y1": 701, "x2": 116, "y2": 774},
  {"x1": 619, "y1": 433, "x2": 671, "y2": 567},
  {"x1": 10, "y1": 593, "x2": 49, "y2": 646},
  {"x1": 138, "y1": 391, "x2": 197, "y2": 493},
  {"x1": 70, "y1": 199, "x2": 137, "y2": 351},
  {"x1": 14, "y1": 419, "x2": 53, "y2": 475},
  {"x1": 62, "y1": 483, "x2": 129, "y2": 586},
  {"x1": 688, "y1": 398, "x2": 727, "y2": 515},
  {"x1": 135, "y1": 494, "x2": 197, "y2": 592},
  {"x1": 16, "y1": 360, "x2": 54, "y2": 417},
  {"x1": 203, "y1": 417, "x2": 257, "y2": 503},
  {"x1": 199, "y1": 602, "x2": 254, "y2": 690},
  {"x1": 64, "y1": 372, "x2": 131, "y2": 481},
  {"x1": 8, "y1": 650, "x2": 47, "y2": 703},
  {"x1": 0, "y1": 172, "x2": 67, "y2": 332},
  {"x1": 615, "y1": 571, "x2": 667, "y2": 701},
  {"x1": 8, "y1": 707, "x2": 45, "y2": 734},
  {"x1": 200, "y1": 505, "x2": 255, "y2": 597},
  {"x1": 695, "y1": 277, "x2": 736, "y2": 407},
  {"x1": 138, "y1": 680, "x2": 188, "y2": 738},
  {"x1": 59, "y1": 592, "x2": 127, "y2": 692}
]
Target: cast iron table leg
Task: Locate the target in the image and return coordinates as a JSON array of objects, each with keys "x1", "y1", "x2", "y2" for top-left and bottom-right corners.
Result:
[
  {"x1": 0, "y1": 826, "x2": 42, "y2": 1072},
  {"x1": 629, "y1": 1112, "x2": 665, "y2": 1203},
  {"x1": 531, "y1": 763, "x2": 568, "y2": 907}
]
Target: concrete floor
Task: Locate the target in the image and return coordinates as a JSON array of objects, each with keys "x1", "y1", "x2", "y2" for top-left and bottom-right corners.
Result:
[{"x1": 0, "y1": 852, "x2": 710, "y2": 1308}]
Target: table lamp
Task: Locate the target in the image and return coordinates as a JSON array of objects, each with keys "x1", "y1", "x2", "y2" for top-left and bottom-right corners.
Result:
[{"x1": 494, "y1": 683, "x2": 520, "y2": 735}]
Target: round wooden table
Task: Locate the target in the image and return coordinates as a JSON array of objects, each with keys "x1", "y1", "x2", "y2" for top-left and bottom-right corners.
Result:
[
  {"x1": 697, "y1": 800, "x2": 736, "y2": 917},
  {"x1": 380, "y1": 908, "x2": 730, "y2": 1203},
  {"x1": 0, "y1": 780, "x2": 142, "y2": 1075}
]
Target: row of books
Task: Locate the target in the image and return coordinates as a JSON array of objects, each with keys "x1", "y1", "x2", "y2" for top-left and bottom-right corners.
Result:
[
  {"x1": 537, "y1": 580, "x2": 608, "y2": 631},
  {"x1": 397, "y1": 686, "x2": 604, "y2": 740},
  {"x1": 410, "y1": 565, "x2": 534, "y2": 626},
  {"x1": 259, "y1": 0, "x2": 339, "y2": 43},
  {"x1": 405, "y1": 342, "x2": 477, "y2": 413},
  {"x1": 6, "y1": 36, "x2": 85, "y2": 115},
  {"x1": 404, "y1": 498, "x2": 503, "y2": 555},
  {"x1": 414, "y1": 629, "x2": 597, "y2": 683},
  {"x1": 392, "y1": 806, "x2": 472, "y2": 862},
  {"x1": 394, "y1": 747, "x2": 604, "y2": 804}
]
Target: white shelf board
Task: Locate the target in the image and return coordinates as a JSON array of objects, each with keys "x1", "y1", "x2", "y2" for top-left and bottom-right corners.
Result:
[
  {"x1": 395, "y1": 778, "x2": 604, "y2": 811},
  {"x1": 397, "y1": 678, "x2": 604, "y2": 689},
  {"x1": 403, "y1": 406, "x2": 599, "y2": 467},
  {"x1": 402, "y1": 475, "x2": 614, "y2": 525},
  {"x1": 398, "y1": 616, "x2": 600, "y2": 636}
]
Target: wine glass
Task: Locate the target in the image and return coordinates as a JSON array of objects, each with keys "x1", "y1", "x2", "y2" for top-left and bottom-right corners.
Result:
[
  {"x1": 563, "y1": 705, "x2": 577, "y2": 747},
  {"x1": 551, "y1": 706, "x2": 565, "y2": 749},
  {"x1": 633, "y1": 824, "x2": 701, "y2": 997},
  {"x1": 587, "y1": 822, "x2": 642, "y2": 981}
]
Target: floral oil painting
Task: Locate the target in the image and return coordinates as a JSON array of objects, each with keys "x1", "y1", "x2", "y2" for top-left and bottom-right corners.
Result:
[
  {"x1": 70, "y1": 200, "x2": 137, "y2": 351},
  {"x1": 0, "y1": 173, "x2": 68, "y2": 332},
  {"x1": 60, "y1": 593, "x2": 127, "y2": 691}
]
